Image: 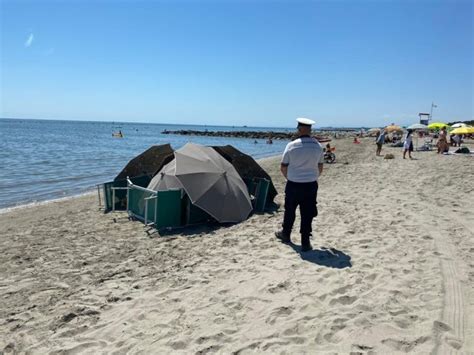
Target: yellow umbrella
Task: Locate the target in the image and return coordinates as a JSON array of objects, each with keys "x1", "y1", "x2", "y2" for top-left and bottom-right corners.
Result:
[
  {"x1": 385, "y1": 125, "x2": 403, "y2": 133},
  {"x1": 427, "y1": 122, "x2": 448, "y2": 129},
  {"x1": 450, "y1": 126, "x2": 474, "y2": 135}
]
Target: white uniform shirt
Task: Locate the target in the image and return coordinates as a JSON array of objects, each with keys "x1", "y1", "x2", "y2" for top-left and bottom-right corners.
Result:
[{"x1": 281, "y1": 136, "x2": 324, "y2": 183}]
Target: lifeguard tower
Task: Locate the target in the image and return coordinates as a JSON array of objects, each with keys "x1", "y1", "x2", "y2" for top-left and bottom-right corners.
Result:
[{"x1": 419, "y1": 113, "x2": 430, "y2": 125}]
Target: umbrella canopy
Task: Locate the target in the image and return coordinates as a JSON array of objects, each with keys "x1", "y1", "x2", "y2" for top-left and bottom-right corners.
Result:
[
  {"x1": 115, "y1": 144, "x2": 174, "y2": 181},
  {"x1": 158, "y1": 143, "x2": 252, "y2": 223},
  {"x1": 450, "y1": 126, "x2": 474, "y2": 135},
  {"x1": 385, "y1": 125, "x2": 403, "y2": 133},
  {"x1": 367, "y1": 128, "x2": 381, "y2": 133},
  {"x1": 147, "y1": 159, "x2": 183, "y2": 192},
  {"x1": 427, "y1": 122, "x2": 449, "y2": 130},
  {"x1": 451, "y1": 122, "x2": 467, "y2": 128},
  {"x1": 407, "y1": 123, "x2": 428, "y2": 130},
  {"x1": 212, "y1": 145, "x2": 277, "y2": 205}
]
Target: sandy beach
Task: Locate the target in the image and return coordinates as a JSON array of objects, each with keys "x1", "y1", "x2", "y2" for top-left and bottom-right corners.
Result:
[{"x1": 1, "y1": 138, "x2": 473, "y2": 354}]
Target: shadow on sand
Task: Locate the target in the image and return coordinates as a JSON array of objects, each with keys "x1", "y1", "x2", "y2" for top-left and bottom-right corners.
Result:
[{"x1": 289, "y1": 244, "x2": 352, "y2": 269}]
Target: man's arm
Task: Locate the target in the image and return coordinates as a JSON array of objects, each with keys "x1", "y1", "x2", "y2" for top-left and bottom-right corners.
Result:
[
  {"x1": 318, "y1": 163, "x2": 323, "y2": 176},
  {"x1": 280, "y1": 164, "x2": 288, "y2": 179}
]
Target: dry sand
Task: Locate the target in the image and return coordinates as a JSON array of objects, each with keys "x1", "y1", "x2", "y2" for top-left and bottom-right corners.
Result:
[{"x1": 1, "y1": 138, "x2": 473, "y2": 354}]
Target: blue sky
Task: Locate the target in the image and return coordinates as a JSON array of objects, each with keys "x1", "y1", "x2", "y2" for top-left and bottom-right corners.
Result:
[{"x1": 1, "y1": 0, "x2": 472, "y2": 128}]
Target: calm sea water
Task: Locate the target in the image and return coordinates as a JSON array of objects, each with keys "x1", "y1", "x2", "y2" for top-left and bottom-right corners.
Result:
[{"x1": 0, "y1": 118, "x2": 292, "y2": 209}]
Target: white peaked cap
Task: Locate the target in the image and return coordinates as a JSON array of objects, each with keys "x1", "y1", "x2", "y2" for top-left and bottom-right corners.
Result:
[{"x1": 296, "y1": 117, "x2": 315, "y2": 126}]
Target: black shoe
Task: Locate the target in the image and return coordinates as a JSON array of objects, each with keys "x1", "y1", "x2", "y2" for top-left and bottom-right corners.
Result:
[
  {"x1": 301, "y1": 243, "x2": 313, "y2": 252},
  {"x1": 275, "y1": 230, "x2": 291, "y2": 244}
]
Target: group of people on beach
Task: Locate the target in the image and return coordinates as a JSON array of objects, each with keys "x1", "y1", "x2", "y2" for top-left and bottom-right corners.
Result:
[
  {"x1": 375, "y1": 128, "x2": 414, "y2": 159},
  {"x1": 373, "y1": 126, "x2": 466, "y2": 158}
]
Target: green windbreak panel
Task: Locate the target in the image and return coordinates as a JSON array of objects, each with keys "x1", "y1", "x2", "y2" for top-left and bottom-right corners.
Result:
[
  {"x1": 243, "y1": 178, "x2": 256, "y2": 196},
  {"x1": 128, "y1": 187, "x2": 157, "y2": 222},
  {"x1": 155, "y1": 190, "x2": 183, "y2": 229},
  {"x1": 254, "y1": 178, "x2": 270, "y2": 212},
  {"x1": 182, "y1": 195, "x2": 210, "y2": 225},
  {"x1": 103, "y1": 180, "x2": 126, "y2": 211},
  {"x1": 103, "y1": 175, "x2": 152, "y2": 212}
]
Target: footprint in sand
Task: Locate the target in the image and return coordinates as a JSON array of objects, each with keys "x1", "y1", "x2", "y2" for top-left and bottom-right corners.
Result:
[
  {"x1": 265, "y1": 306, "x2": 293, "y2": 325},
  {"x1": 329, "y1": 295, "x2": 357, "y2": 306}
]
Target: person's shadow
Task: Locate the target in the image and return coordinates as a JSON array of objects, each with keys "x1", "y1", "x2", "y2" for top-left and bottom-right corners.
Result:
[{"x1": 289, "y1": 244, "x2": 352, "y2": 268}]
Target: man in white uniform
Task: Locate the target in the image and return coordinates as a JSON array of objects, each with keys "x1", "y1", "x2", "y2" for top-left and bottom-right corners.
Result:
[{"x1": 275, "y1": 118, "x2": 324, "y2": 252}]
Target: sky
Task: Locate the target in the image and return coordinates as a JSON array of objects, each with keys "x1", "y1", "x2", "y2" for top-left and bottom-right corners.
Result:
[{"x1": 0, "y1": 0, "x2": 472, "y2": 128}]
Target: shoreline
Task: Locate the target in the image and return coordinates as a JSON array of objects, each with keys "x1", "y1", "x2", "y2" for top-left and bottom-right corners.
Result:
[{"x1": 0, "y1": 190, "x2": 97, "y2": 215}]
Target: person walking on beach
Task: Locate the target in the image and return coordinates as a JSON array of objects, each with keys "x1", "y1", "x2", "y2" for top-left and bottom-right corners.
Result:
[
  {"x1": 375, "y1": 129, "x2": 386, "y2": 156},
  {"x1": 403, "y1": 129, "x2": 414, "y2": 159},
  {"x1": 275, "y1": 118, "x2": 324, "y2": 252}
]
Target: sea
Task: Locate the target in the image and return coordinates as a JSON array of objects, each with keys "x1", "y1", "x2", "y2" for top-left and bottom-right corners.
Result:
[{"x1": 0, "y1": 118, "x2": 294, "y2": 210}]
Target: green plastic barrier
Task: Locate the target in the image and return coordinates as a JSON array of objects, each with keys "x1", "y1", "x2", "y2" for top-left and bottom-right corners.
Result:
[
  {"x1": 154, "y1": 190, "x2": 182, "y2": 229},
  {"x1": 127, "y1": 186, "x2": 157, "y2": 222},
  {"x1": 103, "y1": 175, "x2": 151, "y2": 212},
  {"x1": 243, "y1": 177, "x2": 270, "y2": 213},
  {"x1": 182, "y1": 195, "x2": 211, "y2": 225},
  {"x1": 254, "y1": 178, "x2": 270, "y2": 213}
]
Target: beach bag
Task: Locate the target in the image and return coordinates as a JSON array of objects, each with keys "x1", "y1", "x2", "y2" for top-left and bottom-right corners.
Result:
[{"x1": 454, "y1": 147, "x2": 470, "y2": 154}]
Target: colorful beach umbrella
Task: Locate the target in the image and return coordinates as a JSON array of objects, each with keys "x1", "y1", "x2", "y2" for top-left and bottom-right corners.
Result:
[
  {"x1": 450, "y1": 126, "x2": 474, "y2": 135},
  {"x1": 427, "y1": 122, "x2": 448, "y2": 129},
  {"x1": 385, "y1": 125, "x2": 403, "y2": 133},
  {"x1": 407, "y1": 123, "x2": 428, "y2": 130},
  {"x1": 451, "y1": 122, "x2": 467, "y2": 128}
]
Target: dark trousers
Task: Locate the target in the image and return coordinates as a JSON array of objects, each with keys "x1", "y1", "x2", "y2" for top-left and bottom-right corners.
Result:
[{"x1": 282, "y1": 180, "x2": 318, "y2": 245}]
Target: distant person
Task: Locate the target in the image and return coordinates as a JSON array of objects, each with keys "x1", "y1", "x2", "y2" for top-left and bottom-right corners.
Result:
[
  {"x1": 275, "y1": 118, "x2": 324, "y2": 252},
  {"x1": 353, "y1": 137, "x2": 360, "y2": 144},
  {"x1": 254, "y1": 140, "x2": 258, "y2": 144},
  {"x1": 454, "y1": 134, "x2": 462, "y2": 147},
  {"x1": 375, "y1": 129, "x2": 386, "y2": 156},
  {"x1": 437, "y1": 127, "x2": 448, "y2": 154},
  {"x1": 403, "y1": 129, "x2": 414, "y2": 159},
  {"x1": 266, "y1": 138, "x2": 273, "y2": 144},
  {"x1": 450, "y1": 134, "x2": 456, "y2": 146}
]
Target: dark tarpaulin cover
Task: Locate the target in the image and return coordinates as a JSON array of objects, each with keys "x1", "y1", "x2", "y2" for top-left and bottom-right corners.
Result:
[
  {"x1": 212, "y1": 145, "x2": 277, "y2": 204},
  {"x1": 115, "y1": 144, "x2": 174, "y2": 181}
]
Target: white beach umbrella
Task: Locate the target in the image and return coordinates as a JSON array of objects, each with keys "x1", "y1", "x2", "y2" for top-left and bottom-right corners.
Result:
[
  {"x1": 147, "y1": 159, "x2": 183, "y2": 193},
  {"x1": 407, "y1": 123, "x2": 428, "y2": 130},
  {"x1": 451, "y1": 122, "x2": 467, "y2": 128}
]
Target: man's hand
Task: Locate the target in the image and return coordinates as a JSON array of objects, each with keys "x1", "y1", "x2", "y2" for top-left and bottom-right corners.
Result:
[{"x1": 280, "y1": 164, "x2": 288, "y2": 179}]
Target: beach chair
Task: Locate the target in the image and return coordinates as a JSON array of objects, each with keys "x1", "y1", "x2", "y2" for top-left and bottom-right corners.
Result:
[{"x1": 416, "y1": 138, "x2": 433, "y2": 151}]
